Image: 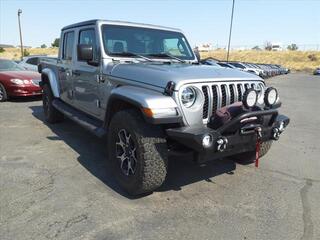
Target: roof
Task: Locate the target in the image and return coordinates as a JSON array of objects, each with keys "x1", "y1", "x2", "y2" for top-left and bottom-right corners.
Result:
[{"x1": 61, "y1": 19, "x2": 182, "y2": 32}]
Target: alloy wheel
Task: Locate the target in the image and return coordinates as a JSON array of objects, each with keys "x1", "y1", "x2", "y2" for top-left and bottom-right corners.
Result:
[
  {"x1": 0, "y1": 86, "x2": 4, "y2": 101},
  {"x1": 115, "y1": 129, "x2": 137, "y2": 176}
]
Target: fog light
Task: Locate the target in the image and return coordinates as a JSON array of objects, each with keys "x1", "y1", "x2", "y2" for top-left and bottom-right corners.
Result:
[
  {"x1": 202, "y1": 134, "x2": 213, "y2": 148},
  {"x1": 264, "y1": 87, "x2": 278, "y2": 107},
  {"x1": 242, "y1": 88, "x2": 258, "y2": 109}
]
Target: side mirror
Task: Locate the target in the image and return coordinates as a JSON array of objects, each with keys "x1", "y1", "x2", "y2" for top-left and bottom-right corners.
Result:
[{"x1": 77, "y1": 44, "x2": 93, "y2": 62}]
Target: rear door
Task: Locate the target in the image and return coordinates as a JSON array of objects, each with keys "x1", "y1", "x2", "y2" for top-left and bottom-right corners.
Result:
[
  {"x1": 57, "y1": 30, "x2": 75, "y2": 105},
  {"x1": 72, "y1": 27, "x2": 102, "y2": 117}
]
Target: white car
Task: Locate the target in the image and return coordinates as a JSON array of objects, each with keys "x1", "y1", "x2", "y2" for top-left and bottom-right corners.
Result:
[
  {"x1": 19, "y1": 55, "x2": 57, "y2": 72},
  {"x1": 228, "y1": 62, "x2": 264, "y2": 77}
]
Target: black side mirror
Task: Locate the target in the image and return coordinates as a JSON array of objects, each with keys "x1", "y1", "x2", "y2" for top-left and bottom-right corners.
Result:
[{"x1": 77, "y1": 44, "x2": 93, "y2": 62}]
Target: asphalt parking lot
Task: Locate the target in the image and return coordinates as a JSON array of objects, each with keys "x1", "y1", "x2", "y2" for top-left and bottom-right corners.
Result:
[{"x1": 0, "y1": 73, "x2": 319, "y2": 240}]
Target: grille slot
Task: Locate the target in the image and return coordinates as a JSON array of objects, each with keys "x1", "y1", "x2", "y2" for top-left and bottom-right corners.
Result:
[
  {"x1": 202, "y1": 86, "x2": 209, "y2": 119},
  {"x1": 221, "y1": 85, "x2": 227, "y2": 107},
  {"x1": 237, "y1": 84, "x2": 242, "y2": 101},
  {"x1": 244, "y1": 83, "x2": 250, "y2": 90},
  {"x1": 212, "y1": 85, "x2": 218, "y2": 114},
  {"x1": 229, "y1": 84, "x2": 235, "y2": 104}
]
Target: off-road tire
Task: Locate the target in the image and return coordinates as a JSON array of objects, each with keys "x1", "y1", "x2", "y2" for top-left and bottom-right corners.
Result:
[
  {"x1": 42, "y1": 84, "x2": 64, "y2": 123},
  {"x1": 108, "y1": 109, "x2": 168, "y2": 195},
  {"x1": 0, "y1": 83, "x2": 8, "y2": 102},
  {"x1": 233, "y1": 141, "x2": 272, "y2": 164}
]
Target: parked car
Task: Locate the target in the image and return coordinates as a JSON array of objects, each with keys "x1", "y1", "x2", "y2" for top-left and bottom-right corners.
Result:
[
  {"x1": 226, "y1": 62, "x2": 263, "y2": 77},
  {"x1": 18, "y1": 55, "x2": 45, "y2": 71},
  {"x1": 39, "y1": 19, "x2": 289, "y2": 195},
  {"x1": 0, "y1": 59, "x2": 42, "y2": 102},
  {"x1": 200, "y1": 58, "x2": 222, "y2": 67},
  {"x1": 19, "y1": 55, "x2": 57, "y2": 72},
  {"x1": 314, "y1": 68, "x2": 320, "y2": 75},
  {"x1": 216, "y1": 62, "x2": 236, "y2": 69}
]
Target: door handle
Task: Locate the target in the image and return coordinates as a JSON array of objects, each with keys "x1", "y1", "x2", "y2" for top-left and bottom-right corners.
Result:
[{"x1": 72, "y1": 70, "x2": 81, "y2": 76}]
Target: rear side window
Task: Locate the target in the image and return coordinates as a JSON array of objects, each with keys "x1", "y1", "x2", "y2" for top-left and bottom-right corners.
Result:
[
  {"x1": 63, "y1": 31, "x2": 75, "y2": 60},
  {"x1": 78, "y1": 29, "x2": 98, "y2": 61},
  {"x1": 26, "y1": 57, "x2": 39, "y2": 65}
]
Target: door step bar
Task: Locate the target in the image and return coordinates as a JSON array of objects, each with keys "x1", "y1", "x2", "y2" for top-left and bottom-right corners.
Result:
[{"x1": 52, "y1": 99, "x2": 107, "y2": 138}]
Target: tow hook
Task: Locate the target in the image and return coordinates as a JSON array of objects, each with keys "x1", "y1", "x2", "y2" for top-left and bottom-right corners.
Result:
[
  {"x1": 272, "y1": 122, "x2": 285, "y2": 140},
  {"x1": 216, "y1": 137, "x2": 228, "y2": 152}
]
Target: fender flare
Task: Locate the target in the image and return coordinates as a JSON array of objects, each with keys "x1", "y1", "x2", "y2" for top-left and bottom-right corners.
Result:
[
  {"x1": 105, "y1": 85, "x2": 180, "y2": 125},
  {"x1": 41, "y1": 68, "x2": 60, "y2": 98}
]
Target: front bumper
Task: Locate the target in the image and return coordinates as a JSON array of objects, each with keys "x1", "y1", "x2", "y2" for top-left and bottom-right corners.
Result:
[
  {"x1": 166, "y1": 109, "x2": 290, "y2": 163},
  {"x1": 7, "y1": 84, "x2": 42, "y2": 97}
]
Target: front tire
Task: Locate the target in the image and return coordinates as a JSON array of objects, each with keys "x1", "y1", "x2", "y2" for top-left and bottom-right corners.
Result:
[
  {"x1": 233, "y1": 141, "x2": 272, "y2": 164},
  {"x1": 42, "y1": 84, "x2": 64, "y2": 123},
  {"x1": 0, "y1": 83, "x2": 8, "y2": 102},
  {"x1": 108, "y1": 109, "x2": 168, "y2": 195}
]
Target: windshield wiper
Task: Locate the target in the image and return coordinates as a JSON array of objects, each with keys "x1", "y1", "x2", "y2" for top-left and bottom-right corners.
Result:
[
  {"x1": 111, "y1": 52, "x2": 154, "y2": 62},
  {"x1": 147, "y1": 53, "x2": 186, "y2": 63}
]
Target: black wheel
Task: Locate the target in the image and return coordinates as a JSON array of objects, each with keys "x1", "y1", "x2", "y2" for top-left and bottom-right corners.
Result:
[
  {"x1": 233, "y1": 141, "x2": 272, "y2": 164},
  {"x1": 42, "y1": 84, "x2": 64, "y2": 123},
  {"x1": 0, "y1": 83, "x2": 8, "y2": 102},
  {"x1": 108, "y1": 109, "x2": 168, "y2": 195}
]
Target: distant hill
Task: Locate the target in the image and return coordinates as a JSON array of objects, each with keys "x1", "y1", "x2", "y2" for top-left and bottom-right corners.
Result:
[{"x1": 0, "y1": 44, "x2": 15, "y2": 48}]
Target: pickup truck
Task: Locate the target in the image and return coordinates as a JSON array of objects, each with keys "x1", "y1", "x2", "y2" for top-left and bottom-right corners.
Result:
[{"x1": 39, "y1": 19, "x2": 289, "y2": 195}]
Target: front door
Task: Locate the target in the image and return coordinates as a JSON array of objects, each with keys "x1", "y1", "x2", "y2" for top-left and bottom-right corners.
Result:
[{"x1": 73, "y1": 28, "x2": 101, "y2": 117}]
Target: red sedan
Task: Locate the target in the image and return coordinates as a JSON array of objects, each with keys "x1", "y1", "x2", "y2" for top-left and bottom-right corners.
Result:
[{"x1": 0, "y1": 59, "x2": 42, "y2": 102}]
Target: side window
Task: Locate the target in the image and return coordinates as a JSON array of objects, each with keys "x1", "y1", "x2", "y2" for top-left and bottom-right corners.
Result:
[
  {"x1": 26, "y1": 57, "x2": 39, "y2": 65},
  {"x1": 78, "y1": 29, "x2": 98, "y2": 61},
  {"x1": 62, "y1": 31, "x2": 75, "y2": 60}
]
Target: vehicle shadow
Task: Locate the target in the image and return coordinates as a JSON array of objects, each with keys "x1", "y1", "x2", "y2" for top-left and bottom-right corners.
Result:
[
  {"x1": 30, "y1": 105, "x2": 236, "y2": 198},
  {"x1": 9, "y1": 95, "x2": 42, "y2": 102}
]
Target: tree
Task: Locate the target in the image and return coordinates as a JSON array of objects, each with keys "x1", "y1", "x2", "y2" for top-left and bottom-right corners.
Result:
[
  {"x1": 252, "y1": 46, "x2": 261, "y2": 51},
  {"x1": 264, "y1": 41, "x2": 272, "y2": 51},
  {"x1": 287, "y1": 43, "x2": 298, "y2": 51},
  {"x1": 40, "y1": 44, "x2": 47, "y2": 48},
  {"x1": 23, "y1": 49, "x2": 30, "y2": 57},
  {"x1": 51, "y1": 38, "x2": 60, "y2": 48},
  {"x1": 0, "y1": 47, "x2": 5, "y2": 53}
]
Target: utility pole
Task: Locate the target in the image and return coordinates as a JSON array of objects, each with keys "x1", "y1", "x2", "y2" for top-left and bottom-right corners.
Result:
[
  {"x1": 17, "y1": 9, "x2": 23, "y2": 60},
  {"x1": 226, "y1": 0, "x2": 235, "y2": 62}
]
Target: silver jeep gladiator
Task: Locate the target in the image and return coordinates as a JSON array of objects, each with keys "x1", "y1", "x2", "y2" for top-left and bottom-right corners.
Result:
[{"x1": 39, "y1": 19, "x2": 289, "y2": 195}]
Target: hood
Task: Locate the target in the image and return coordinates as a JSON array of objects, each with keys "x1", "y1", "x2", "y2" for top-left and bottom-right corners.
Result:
[
  {"x1": 0, "y1": 71, "x2": 41, "y2": 80},
  {"x1": 106, "y1": 63, "x2": 262, "y2": 89}
]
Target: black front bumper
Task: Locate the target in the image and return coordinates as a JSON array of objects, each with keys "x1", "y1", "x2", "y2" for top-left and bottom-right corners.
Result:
[{"x1": 166, "y1": 109, "x2": 290, "y2": 163}]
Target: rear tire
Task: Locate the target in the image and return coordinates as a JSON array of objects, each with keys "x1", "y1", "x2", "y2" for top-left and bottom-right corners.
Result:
[
  {"x1": 42, "y1": 84, "x2": 64, "y2": 123},
  {"x1": 108, "y1": 109, "x2": 168, "y2": 195},
  {"x1": 0, "y1": 83, "x2": 8, "y2": 102},
  {"x1": 233, "y1": 141, "x2": 272, "y2": 164}
]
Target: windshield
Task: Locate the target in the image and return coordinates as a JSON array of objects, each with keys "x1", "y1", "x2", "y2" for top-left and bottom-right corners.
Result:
[
  {"x1": 0, "y1": 59, "x2": 25, "y2": 71},
  {"x1": 102, "y1": 25, "x2": 195, "y2": 60}
]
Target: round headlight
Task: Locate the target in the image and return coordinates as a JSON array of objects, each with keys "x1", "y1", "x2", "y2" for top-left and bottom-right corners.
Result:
[
  {"x1": 264, "y1": 87, "x2": 278, "y2": 107},
  {"x1": 242, "y1": 88, "x2": 257, "y2": 108},
  {"x1": 181, "y1": 87, "x2": 196, "y2": 108}
]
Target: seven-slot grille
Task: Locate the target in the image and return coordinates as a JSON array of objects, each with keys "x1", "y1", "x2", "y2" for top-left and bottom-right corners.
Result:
[{"x1": 201, "y1": 82, "x2": 263, "y2": 121}]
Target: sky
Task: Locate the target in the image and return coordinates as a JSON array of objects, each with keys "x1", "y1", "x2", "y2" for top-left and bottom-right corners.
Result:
[{"x1": 0, "y1": 0, "x2": 319, "y2": 48}]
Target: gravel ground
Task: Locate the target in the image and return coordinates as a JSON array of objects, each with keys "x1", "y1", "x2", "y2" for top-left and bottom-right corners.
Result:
[{"x1": 0, "y1": 73, "x2": 319, "y2": 240}]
